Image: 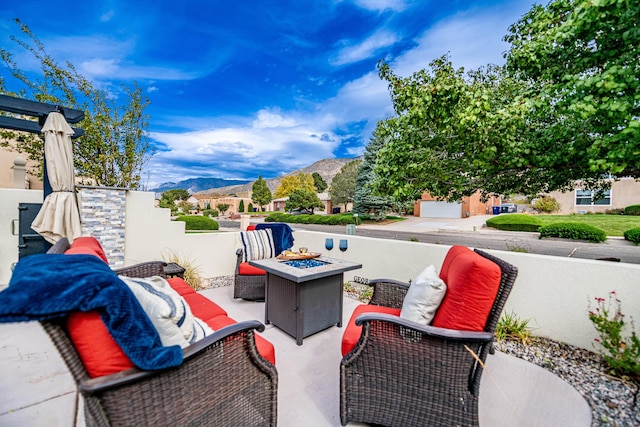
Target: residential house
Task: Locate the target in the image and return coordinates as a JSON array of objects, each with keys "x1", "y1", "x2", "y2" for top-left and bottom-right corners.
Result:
[
  {"x1": 414, "y1": 191, "x2": 501, "y2": 218},
  {"x1": 546, "y1": 177, "x2": 640, "y2": 214}
]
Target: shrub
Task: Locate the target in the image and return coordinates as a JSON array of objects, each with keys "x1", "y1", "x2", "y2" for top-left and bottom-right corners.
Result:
[
  {"x1": 174, "y1": 215, "x2": 219, "y2": 230},
  {"x1": 624, "y1": 228, "x2": 640, "y2": 245},
  {"x1": 203, "y1": 209, "x2": 218, "y2": 217},
  {"x1": 486, "y1": 214, "x2": 542, "y2": 232},
  {"x1": 532, "y1": 196, "x2": 560, "y2": 213},
  {"x1": 248, "y1": 203, "x2": 254, "y2": 212},
  {"x1": 588, "y1": 292, "x2": 640, "y2": 380},
  {"x1": 496, "y1": 311, "x2": 532, "y2": 344},
  {"x1": 265, "y1": 212, "x2": 287, "y2": 222},
  {"x1": 625, "y1": 204, "x2": 640, "y2": 216},
  {"x1": 539, "y1": 222, "x2": 607, "y2": 242}
]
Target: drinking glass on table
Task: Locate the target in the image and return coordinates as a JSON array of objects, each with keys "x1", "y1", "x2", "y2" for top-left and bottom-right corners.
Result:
[
  {"x1": 325, "y1": 238, "x2": 334, "y2": 257},
  {"x1": 339, "y1": 239, "x2": 348, "y2": 260}
]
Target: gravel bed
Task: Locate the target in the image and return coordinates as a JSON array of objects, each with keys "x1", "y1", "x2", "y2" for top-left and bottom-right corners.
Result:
[
  {"x1": 496, "y1": 338, "x2": 639, "y2": 426},
  {"x1": 202, "y1": 277, "x2": 639, "y2": 426}
]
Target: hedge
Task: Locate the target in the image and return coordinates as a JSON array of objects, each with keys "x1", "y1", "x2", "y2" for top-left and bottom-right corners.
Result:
[
  {"x1": 264, "y1": 212, "x2": 356, "y2": 225},
  {"x1": 175, "y1": 215, "x2": 219, "y2": 230},
  {"x1": 624, "y1": 228, "x2": 640, "y2": 245},
  {"x1": 485, "y1": 214, "x2": 542, "y2": 232},
  {"x1": 625, "y1": 205, "x2": 640, "y2": 216},
  {"x1": 539, "y1": 222, "x2": 607, "y2": 243}
]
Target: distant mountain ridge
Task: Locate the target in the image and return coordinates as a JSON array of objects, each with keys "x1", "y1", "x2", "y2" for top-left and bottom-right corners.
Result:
[
  {"x1": 200, "y1": 157, "x2": 359, "y2": 196},
  {"x1": 151, "y1": 157, "x2": 360, "y2": 195},
  {"x1": 151, "y1": 177, "x2": 251, "y2": 193}
]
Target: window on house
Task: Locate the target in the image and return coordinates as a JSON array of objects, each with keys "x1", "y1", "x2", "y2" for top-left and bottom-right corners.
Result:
[{"x1": 575, "y1": 189, "x2": 611, "y2": 206}]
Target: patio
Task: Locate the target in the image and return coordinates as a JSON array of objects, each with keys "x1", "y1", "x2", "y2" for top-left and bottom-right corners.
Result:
[{"x1": 0, "y1": 282, "x2": 592, "y2": 426}]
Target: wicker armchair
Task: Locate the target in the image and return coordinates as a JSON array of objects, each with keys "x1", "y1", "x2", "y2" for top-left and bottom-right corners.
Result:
[
  {"x1": 234, "y1": 248, "x2": 267, "y2": 301},
  {"x1": 340, "y1": 248, "x2": 518, "y2": 427},
  {"x1": 44, "y1": 238, "x2": 278, "y2": 427}
]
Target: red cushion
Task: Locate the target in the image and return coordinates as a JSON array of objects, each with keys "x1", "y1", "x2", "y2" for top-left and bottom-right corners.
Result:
[
  {"x1": 167, "y1": 277, "x2": 196, "y2": 296},
  {"x1": 438, "y1": 245, "x2": 470, "y2": 284},
  {"x1": 206, "y1": 315, "x2": 276, "y2": 365},
  {"x1": 183, "y1": 293, "x2": 228, "y2": 321},
  {"x1": 341, "y1": 304, "x2": 402, "y2": 356},
  {"x1": 247, "y1": 225, "x2": 257, "y2": 231},
  {"x1": 431, "y1": 247, "x2": 501, "y2": 332},
  {"x1": 238, "y1": 262, "x2": 266, "y2": 276},
  {"x1": 67, "y1": 311, "x2": 135, "y2": 378},
  {"x1": 64, "y1": 237, "x2": 109, "y2": 264}
]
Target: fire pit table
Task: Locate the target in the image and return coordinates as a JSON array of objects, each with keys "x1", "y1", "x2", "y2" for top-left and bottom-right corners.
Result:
[{"x1": 249, "y1": 256, "x2": 362, "y2": 345}]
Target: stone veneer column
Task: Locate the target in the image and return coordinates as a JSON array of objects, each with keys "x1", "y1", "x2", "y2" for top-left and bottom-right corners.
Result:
[{"x1": 78, "y1": 186, "x2": 127, "y2": 267}]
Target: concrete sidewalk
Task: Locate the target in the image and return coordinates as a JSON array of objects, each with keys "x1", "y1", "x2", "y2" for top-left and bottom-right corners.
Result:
[{"x1": 0, "y1": 284, "x2": 591, "y2": 426}]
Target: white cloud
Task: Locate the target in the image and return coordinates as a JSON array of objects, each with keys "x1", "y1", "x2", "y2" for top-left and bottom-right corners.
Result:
[
  {"x1": 345, "y1": 0, "x2": 409, "y2": 12},
  {"x1": 331, "y1": 30, "x2": 401, "y2": 66}
]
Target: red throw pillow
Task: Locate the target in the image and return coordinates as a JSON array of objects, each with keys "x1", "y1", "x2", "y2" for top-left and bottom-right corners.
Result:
[
  {"x1": 431, "y1": 247, "x2": 501, "y2": 331},
  {"x1": 66, "y1": 311, "x2": 134, "y2": 378},
  {"x1": 65, "y1": 237, "x2": 109, "y2": 264},
  {"x1": 238, "y1": 262, "x2": 266, "y2": 276},
  {"x1": 341, "y1": 304, "x2": 402, "y2": 356}
]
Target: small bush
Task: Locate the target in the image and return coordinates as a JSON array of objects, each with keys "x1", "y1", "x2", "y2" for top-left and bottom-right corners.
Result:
[
  {"x1": 624, "y1": 204, "x2": 640, "y2": 216},
  {"x1": 175, "y1": 215, "x2": 219, "y2": 230},
  {"x1": 533, "y1": 196, "x2": 560, "y2": 213},
  {"x1": 539, "y1": 222, "x2": 607, "y2": 242},
  {"x1": 203, "y1": 209, "x2": 218, "y2": 217},
  {"x1": 624, "y1": 228, "x2": 640, "y2": 245},
  {"x1": 265, "y1": 212, "x2": 288, "y2": 222},
  {"x1": 605, "y1": 208, "x2": 625, "y2": 215},
  {"x1": 486, "y1": 214, "x2": 542, "y2": 232},
  {"x1": 496, "y1": 311, "x2": 532, "y2": 344}
]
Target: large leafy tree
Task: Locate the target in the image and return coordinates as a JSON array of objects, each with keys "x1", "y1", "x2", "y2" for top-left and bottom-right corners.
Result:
[
  {"x1": 284, "y1": 189, "x2": 324, "y2": 214},
  {"x1": 274, "y1": 172, "x2": 316, "y2": 198},
  {"x1": 251, "y1": 175, "x2": 272, "y2": 211},
  {"x1": 505, "y1": 0, "x2": 640, "y2": 178},
  {"x1": 311, "y1": 172, "x2": 328, "y2": 192},
  {"x1": 353, "y1": 134, "x2": 392, "y2": 218},
  {"x1": 329, "y1": 159, "x2": 361, "y2": 211},
  {"x1": 0, "y1": 19, "x2": 154, "y2": 189}
]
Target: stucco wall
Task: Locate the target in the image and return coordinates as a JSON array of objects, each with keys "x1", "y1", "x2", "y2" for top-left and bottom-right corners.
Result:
[{"x1": 548, "y1": 177, "x2": 640, "y2": 214}]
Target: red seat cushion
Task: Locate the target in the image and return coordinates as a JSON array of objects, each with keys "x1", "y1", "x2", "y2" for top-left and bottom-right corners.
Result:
[
  {"x1": 238, "y1": 262, "x2": 266, "y2": 276},
  {"x1": 183, "y1": 293, "x2": 228, "y2": 321},
  {"x1": 206, "y1": 315, "x2": 276, "y2": 365},
  {"x1": 167, "y1": 277, "x2": 196, "y2": 296},
  {"x1": 431, "y1": 246, "x2": 501, "y2": 331},
  {"x1": 341, "y1": 304, "x2": 402, "y2": 356},
  {"x1": 64, "y1": 237, "x2": 109, "y2": 264},
  {"x1": 247, "y1": 225, "x2": 257, "y2": 231},
  {"x1": 67, "y1": 311, "x2": 135, "y2": 378}
]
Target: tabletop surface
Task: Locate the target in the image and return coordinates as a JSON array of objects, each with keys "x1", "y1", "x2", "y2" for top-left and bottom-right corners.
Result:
[{"x1": 249, "y1": 256, "x2": 361, "y2": 283}]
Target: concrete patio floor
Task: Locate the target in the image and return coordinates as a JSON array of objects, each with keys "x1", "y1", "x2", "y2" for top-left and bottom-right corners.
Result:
[{"x1": 0, "y1": 284, "x2": 592, "y2": 426}]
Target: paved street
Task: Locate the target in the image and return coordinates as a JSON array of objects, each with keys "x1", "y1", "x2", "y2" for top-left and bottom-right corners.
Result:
[{"x1": 221, "y1": 215, "x2": 640, "y2": 265}]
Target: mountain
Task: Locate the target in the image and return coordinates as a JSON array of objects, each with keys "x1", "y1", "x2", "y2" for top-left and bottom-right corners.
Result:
[
  {"x1": 199, "y1": 157, "x2": 360, "y2": 196},
  {"x1": 151, "y1": 177, "x2": 251, "y2": 193}
]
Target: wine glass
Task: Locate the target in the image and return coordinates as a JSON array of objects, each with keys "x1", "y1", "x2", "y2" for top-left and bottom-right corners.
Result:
[
  {"x1": 325, "y1": 238, "x2": 334, "y2": 257},
  {"x1": 339, "y1": 239, "x2": 348, "y2": 260}
]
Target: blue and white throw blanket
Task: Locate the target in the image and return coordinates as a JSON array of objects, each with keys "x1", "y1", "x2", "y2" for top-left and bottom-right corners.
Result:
[
  {"x1": 0, "y1": 254, "x2": 183, "y2": 370},
  {"x1": 256, "y1": 222, "x2": 294, "y2": 254}
]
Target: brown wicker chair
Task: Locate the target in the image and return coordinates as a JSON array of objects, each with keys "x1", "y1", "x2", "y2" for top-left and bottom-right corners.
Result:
[
  {"x1": 234, "y1": 248, "x2": 267, "y2": 301},
  {"x1": 43, "y1": 238, "x2": 278, "y2": 427},
  {"x1": 340, "y1": 248, "x2": 518, "y2": 427}
]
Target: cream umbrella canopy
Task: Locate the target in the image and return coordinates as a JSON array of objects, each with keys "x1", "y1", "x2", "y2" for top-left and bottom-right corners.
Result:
[{"x1": 31, "y1": 112, "x2": 82, "y2": 244}]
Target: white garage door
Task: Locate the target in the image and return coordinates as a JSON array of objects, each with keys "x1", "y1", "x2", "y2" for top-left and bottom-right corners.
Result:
[{"x1": 420, "y1": 201, "x2": 462, "y2": 218}]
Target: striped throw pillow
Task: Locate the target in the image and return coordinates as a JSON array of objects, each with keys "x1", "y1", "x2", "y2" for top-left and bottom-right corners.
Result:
[
  {"x1": 120, "y1": 275, "x2": 212, "y2": 348},
  {"x1": 240, "y1": 229, "x2": 276, "y2": 262}
]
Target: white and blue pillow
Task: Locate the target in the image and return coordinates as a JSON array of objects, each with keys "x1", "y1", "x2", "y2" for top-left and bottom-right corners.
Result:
[{"x1": 240, "y1": 229, "x2": 276, "y2": 262}]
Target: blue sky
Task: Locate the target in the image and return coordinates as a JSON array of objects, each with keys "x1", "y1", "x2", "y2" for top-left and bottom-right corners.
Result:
[{"x1": 0, "y1": 0, "x2": 537, "y2": 188}]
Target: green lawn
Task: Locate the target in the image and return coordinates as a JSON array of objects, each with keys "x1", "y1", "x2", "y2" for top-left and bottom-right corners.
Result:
[{"x1": 534, "y1": 214, "x2": 640, "y2": 236}]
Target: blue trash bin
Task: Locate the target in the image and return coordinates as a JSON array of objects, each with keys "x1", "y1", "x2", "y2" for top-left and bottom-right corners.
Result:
[{"x1": 492, "y1": 206, "x2": 500, "y2": 215}]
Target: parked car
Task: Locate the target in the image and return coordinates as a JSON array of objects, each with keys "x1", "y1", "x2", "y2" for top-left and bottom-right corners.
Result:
[
  {"x1": 500, "y1": 203, "x2": 517, "y2": 213},
  {"x1": 289, "y1": 208, "x2": 313, "y2": 215}
]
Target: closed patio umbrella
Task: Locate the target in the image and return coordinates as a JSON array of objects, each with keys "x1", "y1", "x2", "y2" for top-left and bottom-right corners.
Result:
[{"x1": 31, "y1": 112, "x2": 82, "y2": 244}]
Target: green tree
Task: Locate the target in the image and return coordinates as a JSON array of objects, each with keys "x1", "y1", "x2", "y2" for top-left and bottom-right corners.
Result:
[
  {"x1": 251, "y1": 175, "x2": 272, "y2": 211},
  {"x1": 505, "y1": 0, "x2": 640, "y2": 179},
  {"x1": 329, "y1": 159, "x2": 362, "y2": 211},
  {"x1": 248, "y1": 202, "x2": 254, "y2": 213},
  {"x1": 216, "y1": 203, "x2": 230, "y2": 215},
  {"x1": 312, "y1": 172, "x2": 328, "y2": 192},
  {"x1": 353, "y1": 134, "x2": 392, "y2": 218},
  {"x1": 159, "y1": 189, "x2": 190, "y2": 212},
  {"x1": 238, "y1": 199, "x2": 245, "y2": 213},
  {"x1": 285, "y1": 189, "x2": 324, "y2": 214},
  {"x1": 0, "y1": 19, "x2": 154, "y2": 189},
  {"x1": 274, "y1": 172, "x2": 316, "y2": 198}
]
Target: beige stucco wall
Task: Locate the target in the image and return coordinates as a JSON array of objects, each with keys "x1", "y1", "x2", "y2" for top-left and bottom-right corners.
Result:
[
  {"x1": 548, "y1": 177, "x2": 640, "y2": 214},
  {"x1": 0, "y1": 146, "x2": 43, "y2": 190}
]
